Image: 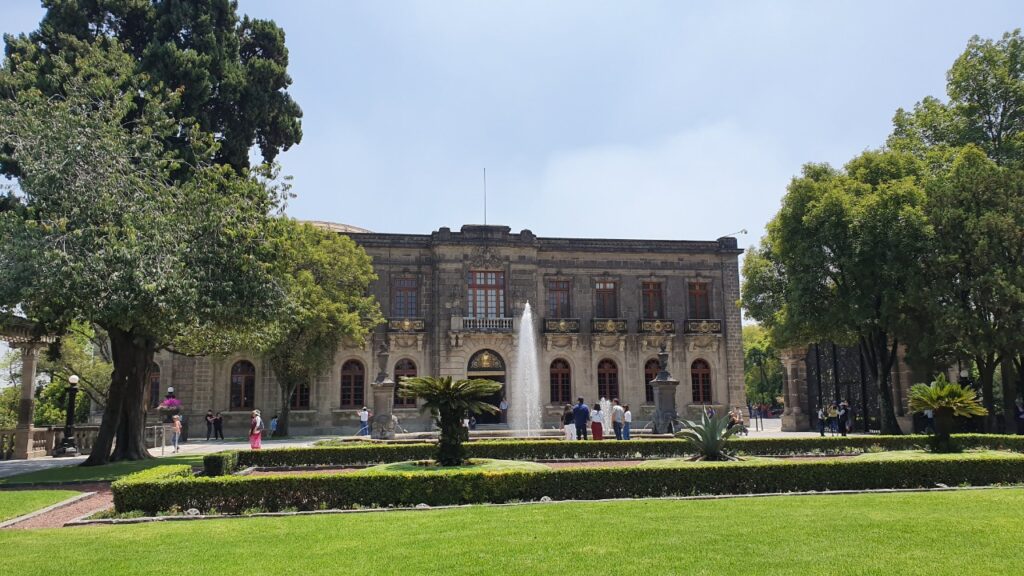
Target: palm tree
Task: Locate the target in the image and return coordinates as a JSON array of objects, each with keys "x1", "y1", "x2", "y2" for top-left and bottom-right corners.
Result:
[
  {"x1": 675, "y1": 410, "x2": 740, "y2": 461},
  {"x1": 909, "y1": 374, "x2": 988, "y2": 452},
  {"x1": 398, "y1": 376, "x2": 501, "y2": 465}
]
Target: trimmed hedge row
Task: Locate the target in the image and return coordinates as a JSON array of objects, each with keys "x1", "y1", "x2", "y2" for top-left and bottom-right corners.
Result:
[
  {"x1": 202, "y1": 434, "x2": 1024, "y2": 476},
  {"x1": 111, "y1": 465, "x2": 193, "y2": 513},
  {"x1": 119, "y1": 453, "x2": 1024, "y2": 514}
]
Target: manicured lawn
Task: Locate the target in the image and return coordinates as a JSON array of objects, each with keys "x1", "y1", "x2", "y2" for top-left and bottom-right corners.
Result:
[
  {"x1": 358, "y1": 458, "x2": 549, "y2": 474},
  {"x1": 1, "y1": 489, "x2": 1022, "y2": 575},
  {"x1": 0, "y1": 454, "x2": 205, "y2": 485},
  {"x1": 0, "y1": 490, "x2": 81, "y2": 522},
  {"x1": 641, "y1": 449, "x2": 1022, "y2": 468}
]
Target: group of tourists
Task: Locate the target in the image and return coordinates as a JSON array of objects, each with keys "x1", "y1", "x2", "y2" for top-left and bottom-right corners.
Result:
[
  {"x1": 561, "y1": 397, "x2": 632, "y2": 441},
  {"x1": 816, "y1": 401, "x2": 853, "y2": 436}
]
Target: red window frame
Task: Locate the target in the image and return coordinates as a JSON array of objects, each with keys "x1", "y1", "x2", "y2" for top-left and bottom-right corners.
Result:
[
  {"x1": 394, "y1": 359, "x2": 417, "y2": 407},
  {"x1": 290, "y1": 381, "x2": 311, "y2": 409},
  {"x1": 644, "y1": 358, "x2": 659, "y2": 403},
  {"x1": 549, "y1": 359, "x2": 571, "y2": 404},
  {"x1": 467, "y1": 271, "x2": 506, "y2": 318},
  {"x1": 691, "y1": 359, "x2": 712, "y2": 404},
  {"x1": 595, "y1": 281, "x2": 617, "y2": 318},
  {"x1": 597, "y1": 359, "x2": 619, "y2": 400},
  {"x1": 546, "y1": 280, "x2": 571, "y2": 318},
  {"x1": 642, "y1": 281, "x2": 664, "y2": 319},
  {"x1": 391, "y1": 276, "x2": 418, "y2": 318},
  {"x1": 230, "y1": 360, "x2": 255, "y2": 409},
  {"x1": 688, "y1": 281, "x2": 710, "y2": 318},
  {"x1": 340, "y1": 360, "x2": 365, "y2": 408}
]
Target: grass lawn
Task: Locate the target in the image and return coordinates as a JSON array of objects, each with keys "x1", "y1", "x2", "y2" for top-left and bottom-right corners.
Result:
[
  {"x1": 0, "y1": 489, "x2": 81, "y2": 522},
  {"x1": 0, "y1": 454, "x2": 205, "y2": 486},
  {"x1": 1, "y1": 489, "x2": 1022, "y2": 575},
  {"x1": 358, "y1": 458, "x2": 549, "y2": 474},
  {"x1": 640, "y1": 449, "x2": 1022, "y2": 468}
]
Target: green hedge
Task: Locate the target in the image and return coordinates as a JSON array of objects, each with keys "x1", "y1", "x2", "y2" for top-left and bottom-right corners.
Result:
[
  {"x1": 117, "y1": 453, "x2": 1024, "y2": 514},
  {"x1": 202, "y1": 434, "x2": 1024, "y2": 476},
  {"x1": 111, "y1": 465, "x2": 193, "y2": 513}
]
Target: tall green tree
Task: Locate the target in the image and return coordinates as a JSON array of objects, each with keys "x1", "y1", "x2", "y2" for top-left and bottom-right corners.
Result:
[
  {"x1": 742, "y1": 151, "x2": 933, "y2": 434},
  {"x1": 3, "y1": 0, "x2": 302, "y2": 173},
  {"x1": 0, "y1": 40, "x2": 287, "y2": 464},
  {"x1": 263, "y1": 220, "x2": 382, "y2": 437},
  {"x1": 742, "y1": 324, "x2": 783, "y2": 406}
]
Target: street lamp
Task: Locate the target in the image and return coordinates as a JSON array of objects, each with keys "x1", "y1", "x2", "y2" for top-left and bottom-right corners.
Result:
[{"x1": 54, "y1": 374, "x2": 80, "y2": 457}]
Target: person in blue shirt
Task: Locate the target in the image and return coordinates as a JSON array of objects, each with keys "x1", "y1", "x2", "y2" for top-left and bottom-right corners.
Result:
[{"x1": 572, "y1": 397, "x2": 590, "y2": 440}]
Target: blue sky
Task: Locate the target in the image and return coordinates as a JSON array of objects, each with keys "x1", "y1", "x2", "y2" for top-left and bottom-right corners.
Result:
[{"x1": 2, "y1": 0, "x2": 1021, "y2": 246}]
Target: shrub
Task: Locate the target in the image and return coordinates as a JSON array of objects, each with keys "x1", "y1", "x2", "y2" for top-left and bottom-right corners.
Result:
[
  {"x1": 676, "y1": 411, "x2": 739, "y2": 460},
  {"x1": 116, "y1": 453, "x2": 1024, "y2": 515},
  {"x1": 111, "y1": 465, "x2": 193, "y2": 514},
  {"x1": 202, "y1": 451, "x2": 239, "y2": 477}
]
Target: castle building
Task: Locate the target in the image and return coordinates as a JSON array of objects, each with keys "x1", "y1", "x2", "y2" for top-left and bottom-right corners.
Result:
[{"x1": 151, "y1": 224, "x2": 745, "y2": 435}]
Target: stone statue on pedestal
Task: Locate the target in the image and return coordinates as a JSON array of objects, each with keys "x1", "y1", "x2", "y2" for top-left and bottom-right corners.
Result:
[
  {"x1": 371, "y1": 344, "x2": 397, "y2": 439},
  {"x1": 649, "y1": 343, "x2": 680, "y2": 434}
]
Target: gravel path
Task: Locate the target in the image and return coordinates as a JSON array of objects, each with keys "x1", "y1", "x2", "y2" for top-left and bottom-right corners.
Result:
[{"x1": 4, "y1": 484, "x2": 112, "y2": 529}]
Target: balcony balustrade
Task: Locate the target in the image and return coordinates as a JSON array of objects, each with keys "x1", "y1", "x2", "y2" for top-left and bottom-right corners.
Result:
[
  {"x1": 543, "y1": 318, "x2": 581, "y2": 333},
  {"x1": 683, "y1": 319, "x2": 723, "y2": 334},
  {"x1": 591, "y1": 318, "x2": 628, "y2": 334}
]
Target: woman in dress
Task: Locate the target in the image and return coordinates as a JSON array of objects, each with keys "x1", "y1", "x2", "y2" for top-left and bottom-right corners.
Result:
[
  {"x1": 171, "y1": 414, "x2": 182, "y2": 453},
  {"x1": 562, "y1": 404, "x2": 576, "y2": 440},
  {"x1": 590, "y1": 403, "x2": 604, "y2": 440},
  {"x1": 249, "y1": 409, "x2": 264, "y2": 450}
]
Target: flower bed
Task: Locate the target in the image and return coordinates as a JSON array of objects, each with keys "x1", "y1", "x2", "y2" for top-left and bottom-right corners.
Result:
[{"x1": 119, "y1": 452, "x2": 1024, "y2": 515}]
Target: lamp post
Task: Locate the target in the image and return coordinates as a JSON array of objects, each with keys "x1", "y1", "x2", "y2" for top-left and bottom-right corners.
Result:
[{"x1": 54, "y1": 374, "x2": 80, "y2": 457}]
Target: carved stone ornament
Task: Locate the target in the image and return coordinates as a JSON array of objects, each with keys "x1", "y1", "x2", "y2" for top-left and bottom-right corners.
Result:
[
  {"x1": 544, "y1": 333, "x2": 578, "y2": 351},
  {"x1": 388, "y1": 332, "x2": 425, "y2": 351},
  {"x1": 686, "y1": 334, "x2": 720, "y2": 352},
  {"x1": 592, "y1": 334, "x2": 626, "y2": 352},
  {"x1": 468, "y1": 245, "x2": 504, "y2": 269}
]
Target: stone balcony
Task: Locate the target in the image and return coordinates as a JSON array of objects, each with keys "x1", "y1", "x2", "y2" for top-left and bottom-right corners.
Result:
[
  {"x1": 451, "y1": 316, "x2": 517, "y2": 332},
  {"x1": 639, "y1": 318, "x2": 675, "y2": 334},
  {"x1": 682, "y1": 319, "x2": 723, "y2": 334},
  {"x1": 591, "y1": 318, "x2": 628, "y2": 334},
  {"x1": 543, "y1": 318, "x2": 581, "y2": 333},
  {"x1": 387, "y1": 317, "x2": 426, "y2": 332}
]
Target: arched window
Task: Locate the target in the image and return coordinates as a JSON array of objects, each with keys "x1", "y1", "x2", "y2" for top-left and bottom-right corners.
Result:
[
  {"x1": 230, "y1": 361, "x2": 256, "y2": 409},
  {"x1": 550, "y1": 359, "x2": 571, "y2": 404},
  {"x1": 340, "y1": 360, "x2": 365, "y2": 408},
  {"x1": 394, "y1": 359, "x2": 417, "y2": 407},
  {"x1": 597, "y1": 359, "x2": 619, "y2": 400},
  {"x1": 148, "y1": 363, "x2": 161, "y2": 409},
  {"x1": 644, "y1": 358, "x2": 659, "y2": 403},
  {"x1": 691, "y1": 359, "x2": 712, "y2": 404},
  {"x1": 290, "y1": 380, "x2": 311, "y2": 409}
]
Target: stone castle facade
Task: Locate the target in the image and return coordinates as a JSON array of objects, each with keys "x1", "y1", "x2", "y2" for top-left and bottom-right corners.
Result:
[{"x1": 151, "y1": 224, "x2": 745, "y2": 435}]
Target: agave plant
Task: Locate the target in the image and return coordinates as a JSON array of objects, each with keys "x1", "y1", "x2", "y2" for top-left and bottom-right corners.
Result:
[
  {"x1": 675, "y1": 410, "x2": 740, "y2": 461},
  {"x1": 398, "y1": 376, "x2": 501, "y2": 465},
  {"x1": 909, "y1": 374, "x2": 987, "y2": 452}
]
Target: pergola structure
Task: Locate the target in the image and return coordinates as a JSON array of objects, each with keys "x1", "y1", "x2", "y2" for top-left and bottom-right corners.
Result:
[{"x1": 1, "y1": 316, "x2": 57, "y2": 459}]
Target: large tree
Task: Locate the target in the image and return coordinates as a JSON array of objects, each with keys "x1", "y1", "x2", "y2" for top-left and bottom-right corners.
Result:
[
  {"x1": 0, "y1": 40, "x2": 287, "y2": 464},
  {"x1": 263, "y1": 220, "x2": 382, "y2": 437},
  {"x1": 3, "y1": 0, "x2": 302, "y2": 173},
  {"x1": 742, "y1": 324, "x2": 783, "y2": 407},
  {"x1": 742, "y1": 151, "x2": 933, "y2": 434}
]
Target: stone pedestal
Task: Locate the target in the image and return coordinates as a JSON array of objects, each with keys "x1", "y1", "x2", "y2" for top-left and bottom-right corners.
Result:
[
  {"x1": 371, "y1": 344, "x2": 396, "y2": 440},
  {"x1": 780, "y1": 347, "x2": 811, "y2": 432},
  {"x1": 649, "y1": 344, "x2": 680, "y2": 434}
]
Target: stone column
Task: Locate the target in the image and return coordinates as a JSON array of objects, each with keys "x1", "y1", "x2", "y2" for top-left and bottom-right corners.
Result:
[
  {"x1": 371, "y1": 345, "x2": 396, "y2": 440},
  {"x1": 780, "y1": 347, "x2": 810, "y2": 431},
  {"x1": 14, "y1": 343, "x2": 41, "y2": 459},
  {"x1": 649, "y1": 345, "x2": 680, "y2": 434}
]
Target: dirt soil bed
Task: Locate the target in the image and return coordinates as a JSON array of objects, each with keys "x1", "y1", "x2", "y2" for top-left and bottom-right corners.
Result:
[{"x1": 5, "y1": 483, "x2": 112, "y2": 530}]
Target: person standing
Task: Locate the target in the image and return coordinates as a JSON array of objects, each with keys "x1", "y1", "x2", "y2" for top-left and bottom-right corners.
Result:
[
  {"x1": 249, "y1": 410, "x2": 263, "y2": 450},
  {"x1": 205, "y1": 410, "x2": 215, "y2": 441},
  {"x1": 837, "y1": 402, "x2": 849, "y2": 437},
  {"x1": 499, "y1": 397, "x2": 509, "y2": 424},
  {"x1": 827, "y1": 403, "x2": 839, "y2": 435},
  {"x1": 572, "y1": 397, "x2": 590, "y2": 441},
  {"x1": 213, "y1": 412, "x2": 224, "y2": 440},
  {"x1": 270, "y1": 414, "x2": 279, "y2": 438},
  {"x1": 817, "y1": 406, "x2": 826, "y2": 437},
  {"x1": 611, "y1": 398, "x2": 625, "y2": 440},
  {"x1": 562, "y1": 404, "x2": 576, "y2": 440},
  {"x1": 590, "y1": 403, "x2": 604, "y2": 440},
  {"x1": 623, "y1": 404, "x2": 632, "y2": 440},
  {"x1": 358, "y1": 406, "x2": 370, "y2": 436},
  {"x1": 171, "y1": 414, "x2": 182, "y2": 453}
]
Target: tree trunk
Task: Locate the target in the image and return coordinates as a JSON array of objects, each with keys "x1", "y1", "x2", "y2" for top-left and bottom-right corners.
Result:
[
  {"x1": 437, "y1": 406, "x2": 467, "y2": 466},
  {"x1": 933, "y1": 407, "x2": 955, "y2": 452},
  {"x1": 862, "y1": 330, "x2": 902, "y2": 435},
  {"x1": 83, "y1": 326, "x2": 154, "y2": 465},
  {"x1": 1000, "y1": 355, "x2": 1017, "y2": 434},
  {"x1": 277, "y1": 381, "x2": 295, "y2": 437},
  {"x1": 976, "y1": 353, "x2": 998, "y2": 433}
]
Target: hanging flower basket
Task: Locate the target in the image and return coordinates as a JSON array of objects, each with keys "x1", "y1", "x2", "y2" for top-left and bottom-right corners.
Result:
[{"x1": 157, "y1": 398, "x2": 183, "y2": 423}]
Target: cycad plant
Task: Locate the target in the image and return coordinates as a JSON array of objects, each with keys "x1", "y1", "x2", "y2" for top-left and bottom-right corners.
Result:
[
  {"x1": 675, "y1": 410, "x2": 740, "y2": 461},
  {"x1": 909, "y1": 374, "x2": 988, "y2": 453},
  {"x1": 398, "y1": 376, "x2": 501, "y2": 465}
]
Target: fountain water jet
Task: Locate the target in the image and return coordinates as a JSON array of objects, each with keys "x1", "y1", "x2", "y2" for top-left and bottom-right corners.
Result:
[{"x1": 509, "y1": 302, "x2": 541, "y2": 435}]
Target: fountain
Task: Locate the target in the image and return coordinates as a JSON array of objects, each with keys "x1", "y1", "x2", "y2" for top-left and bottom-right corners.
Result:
[{"x1": 509, "y1": 302, "x2": 541, "y2": 435}]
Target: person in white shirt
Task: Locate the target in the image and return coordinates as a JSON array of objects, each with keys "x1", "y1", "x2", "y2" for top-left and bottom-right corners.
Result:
[
  {"x1": 590, "y1": 404, "x2": 605, "y2": 440},
  {"x1": 358, "y1": 406, "x2": 370, "y2": 436},
  {"x1": 499, "y1": 397, "x2": 509, "y2": 424},
  {"x1": 611, "y1": 398, "x2": 625, "y2": 440},
  {"x1": 623, "y1": 404, "x2": 632, "y2": 440}
]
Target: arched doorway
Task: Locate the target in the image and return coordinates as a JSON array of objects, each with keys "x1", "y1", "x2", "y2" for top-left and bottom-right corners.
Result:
[{"x1": 467, "y1": 349, "x2": 505, "y2": 425}]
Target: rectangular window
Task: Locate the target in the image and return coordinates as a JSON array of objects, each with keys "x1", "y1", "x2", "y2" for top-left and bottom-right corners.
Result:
[
  {"x1": 467, "y1": 271, "x2": 506, "y2": 318},
  {"x1": 641, "y1": 281, "x2": 664, "y2": 319},
  {"x1": 391, "y1": 277, "x2": 418, "y2": 318},
  {"x1": 595, "y1": 281, "x2": 617, "y2": 318},
  {"x1": 688, "y1": 281, "x2": 710, "y2": 318},
  {"x1": 290, "y1": 382, "x2": 311, "y2": 409},
  {"x1": 546, "y1": 280, "x2": 571, "y2": 318}
]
